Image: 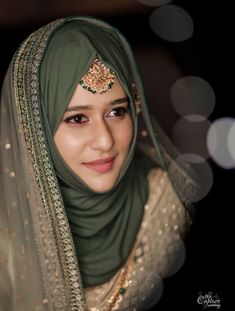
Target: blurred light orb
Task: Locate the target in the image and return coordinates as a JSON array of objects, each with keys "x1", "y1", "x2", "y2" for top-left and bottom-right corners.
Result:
[
  {"x1": 228, "y1": 121, "x2": 235, "y2": 163},
  {"x1": 149, "y1": 5, "x2": 194, "y2": 42},
  {"x1": 174, "y1": 154, "x2": 214, "y2": 202},
  {"x1": 170, "y1": 76, "x2": 216, "y2": 119},
  {"x1": 141, "y1": 274, "x2": 163, "y2": 309},
  {"x1": 172, "y1": 116, "x2": 211, "y2": 159},
  {"x1": 207, "y1": 118, "x2": 235, "y2": 169}
]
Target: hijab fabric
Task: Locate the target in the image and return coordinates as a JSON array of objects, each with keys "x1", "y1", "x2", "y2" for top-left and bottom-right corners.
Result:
[
  {"x1": 40, "y1": 20, "x2": 150, "y2": 287},
  {"x1": 0, "y1": 15, "x2": 200, "y2": 311}
]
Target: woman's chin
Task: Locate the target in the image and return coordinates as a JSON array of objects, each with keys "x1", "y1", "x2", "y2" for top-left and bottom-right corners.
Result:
[
  {"x1": 80, "y1": 173, "x2": 119, "y2": 193},
  {"x1": 87, "y1": 179, "x2": 117, "y2": 193},
  {"x1": 73, "y1": 163, "x2": 121, "y2": 192}
]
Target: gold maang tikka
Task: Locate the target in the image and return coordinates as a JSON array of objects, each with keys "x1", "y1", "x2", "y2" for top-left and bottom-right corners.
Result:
[{"x1": 79, "y1": 57, "x2": 115, "y2": 94}]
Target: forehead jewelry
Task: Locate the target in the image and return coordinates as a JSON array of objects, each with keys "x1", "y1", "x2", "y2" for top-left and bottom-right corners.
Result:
[{"x1": 79, "y1": 57, "x2": 115, "y2": 94}]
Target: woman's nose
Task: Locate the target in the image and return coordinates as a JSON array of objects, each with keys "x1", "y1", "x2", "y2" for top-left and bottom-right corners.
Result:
[{"x1": 90, "y1": 119, "x2": 114, "y2": 151}]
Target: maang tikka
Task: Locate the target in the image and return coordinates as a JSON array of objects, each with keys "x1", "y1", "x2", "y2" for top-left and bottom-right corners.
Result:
[{"x1": 79, "y1": 57, "x2": 115, "y2": 94}]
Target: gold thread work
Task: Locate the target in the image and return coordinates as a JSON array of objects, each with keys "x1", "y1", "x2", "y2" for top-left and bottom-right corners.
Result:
[{"x1": 13, "y1": 19, "x2": 86, "y2": 311}]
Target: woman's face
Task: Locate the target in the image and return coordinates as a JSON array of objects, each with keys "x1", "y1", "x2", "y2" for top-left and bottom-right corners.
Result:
[{"x1": 54, "y1": 79, "x2": 133, "y2": 192}]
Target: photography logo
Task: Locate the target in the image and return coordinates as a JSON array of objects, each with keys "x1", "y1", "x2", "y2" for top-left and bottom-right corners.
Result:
[{"x1": 197, "y1": 291, "x2": 221, "y2": 309}]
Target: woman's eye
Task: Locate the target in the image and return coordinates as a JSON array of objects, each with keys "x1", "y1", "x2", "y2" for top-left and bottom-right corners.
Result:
[
  {"x1": 108, "y1": 107, "x2": 128, "y2": 117},
  {"x1": 64, "y1": 114, "x2": 88, "y2": 124}
]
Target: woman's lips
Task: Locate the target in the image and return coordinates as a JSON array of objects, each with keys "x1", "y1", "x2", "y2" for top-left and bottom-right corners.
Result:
[{"x1": 82, "y1": 157, "x2": 115, "y2": 173}]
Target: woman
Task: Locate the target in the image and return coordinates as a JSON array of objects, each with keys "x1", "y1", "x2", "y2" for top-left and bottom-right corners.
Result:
[{"x1": 0, "y1": 16, "x2": 199, "y2": 310}]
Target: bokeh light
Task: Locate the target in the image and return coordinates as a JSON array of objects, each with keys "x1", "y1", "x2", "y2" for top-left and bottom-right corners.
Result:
[
  {"x1": 173, "y1": 154, "x2": 214, "y2": 202},
  {"x1": 170, "y1": 76, "x2": 216, "y2": 119},
  {"x1": 149, "y1": 5, "x2": 194, "y2": 42},
  {"x1": 207, "y1": 118, "x2": 235, "y2": 169},
  {"x1": 141, "y1": 275, "x2": 163, "y2": 309},
  {"x1": 172, "y1": 116, "x2": 211, "y2": 159},
  {"x1": 228, "y1": 121, "x2": 235, "y2": 163}
]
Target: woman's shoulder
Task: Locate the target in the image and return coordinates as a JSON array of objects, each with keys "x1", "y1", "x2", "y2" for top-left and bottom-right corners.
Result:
[
  {"x1": 145, "y1": 166, "x2": 174, "y2": 213},
  {"x1": 143, "y1": 166, "x2": 191, "y2": 237},
  {"x1": 84, "y1": 167, "x2": 192, "y2": 310}
]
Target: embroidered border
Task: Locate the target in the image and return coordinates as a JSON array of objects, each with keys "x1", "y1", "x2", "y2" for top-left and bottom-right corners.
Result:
[{"x1": 13, "y1": 19, "x2": 86, "y2": 311}]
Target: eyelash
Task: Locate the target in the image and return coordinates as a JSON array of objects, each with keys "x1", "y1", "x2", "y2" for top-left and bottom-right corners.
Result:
[{"x1": 64, "y1": 107, "x2": 129, "y2": 125}]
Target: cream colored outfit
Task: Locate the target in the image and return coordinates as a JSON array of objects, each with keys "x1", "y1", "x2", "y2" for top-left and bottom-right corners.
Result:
[{"x1": 85, "y1": 168, "x2": 190, "y2": 311}]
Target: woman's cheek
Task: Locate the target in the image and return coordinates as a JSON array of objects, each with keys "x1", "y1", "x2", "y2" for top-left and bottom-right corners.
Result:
[
  {"x1": 116, "y1": 120, "x2": 133, "y2": 151},
  {"x1": 55, "y1": 126, "x2": 82, "y2": 158},
  {"x1": 125, "y1": 118, "x2": 134, "y2": 146}
]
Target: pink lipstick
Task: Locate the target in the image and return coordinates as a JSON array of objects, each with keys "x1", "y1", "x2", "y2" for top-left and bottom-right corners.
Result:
[{"x1": 83, "y1": 157, "x2": 115, "y2": 173}]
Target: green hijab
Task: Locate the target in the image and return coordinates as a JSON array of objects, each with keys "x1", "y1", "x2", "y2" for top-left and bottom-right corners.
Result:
[{"x1": 40, "y1": 18, "x2": 151, "y2": 287}]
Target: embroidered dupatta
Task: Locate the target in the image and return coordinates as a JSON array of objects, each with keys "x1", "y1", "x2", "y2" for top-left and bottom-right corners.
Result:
[{"x1": 0, "y1": 17, "x2": 199, "y2": 310}]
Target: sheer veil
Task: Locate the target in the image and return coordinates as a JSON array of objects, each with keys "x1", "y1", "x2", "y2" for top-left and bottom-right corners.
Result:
[{"x1": 0, "y1": 17, "x2": 200, "y2": 311}]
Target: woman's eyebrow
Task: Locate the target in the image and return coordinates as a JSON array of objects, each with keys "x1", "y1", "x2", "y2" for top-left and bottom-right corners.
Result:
[
  {"x1": 65, "y1": 97, "x2": 129, "y2": 112},
  {"x1": 111, "y1": 97, "x2": 130, "y2": 105}
]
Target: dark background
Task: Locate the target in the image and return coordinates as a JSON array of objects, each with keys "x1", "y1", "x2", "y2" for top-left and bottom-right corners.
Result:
[{"x1": 0, "y1": 0, "x2": 232, "y2": 310}]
